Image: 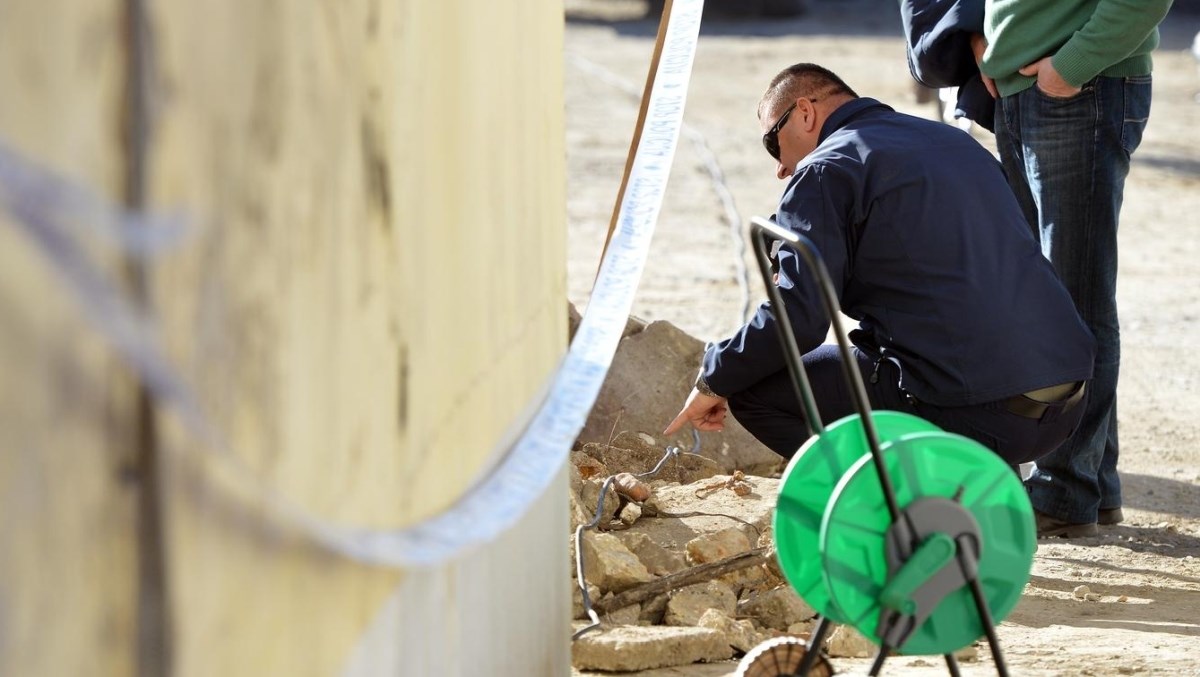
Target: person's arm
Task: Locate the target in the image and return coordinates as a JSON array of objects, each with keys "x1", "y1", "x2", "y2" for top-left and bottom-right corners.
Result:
[
  {"x1": 663, "y1": 376, "x2": 728, "y2": 435},
  {"x1": 970, "y1": 33, "x2": 999, "y2": 99},
  {"x1": 700, "y1": 162, "x2": 851, "y2": 397},
  {"x1": 901, "y1": 0, "x2": 986, "y2": 88},
  {"x1": 1046, "y1": 0, "x2": 1172, "y2": 89}
]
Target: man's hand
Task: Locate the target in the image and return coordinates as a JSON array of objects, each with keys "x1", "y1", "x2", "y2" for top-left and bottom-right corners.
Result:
[
  {"x1": 663, "y1": 388, "x2": 729, "y2": 435},
  {"x1": 970, "y1": 33, "x2": 998, "y2": 99},
  {"x1": 1019, "y1": 57, "x2": 1080, "y2": 98}
]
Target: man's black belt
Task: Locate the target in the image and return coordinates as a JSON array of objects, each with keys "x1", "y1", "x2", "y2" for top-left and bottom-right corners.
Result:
[{"x1": 1003, "y1": 381, "x2": 1086, "y2": 420}]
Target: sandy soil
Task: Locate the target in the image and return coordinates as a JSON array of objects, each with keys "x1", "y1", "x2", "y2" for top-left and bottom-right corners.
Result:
[{"x1": 565, "y1": 0, "x2": 1200, "y2": 674}]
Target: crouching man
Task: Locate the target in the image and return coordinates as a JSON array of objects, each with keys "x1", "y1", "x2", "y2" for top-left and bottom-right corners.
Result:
[{"x1": 664, "y1": 63, "x2": 1094, "y2": 468}]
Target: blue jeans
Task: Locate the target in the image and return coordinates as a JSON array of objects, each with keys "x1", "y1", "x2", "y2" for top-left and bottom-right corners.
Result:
[{"x1": 994, "y1": 75, "x2": 1152, "y2": 523}]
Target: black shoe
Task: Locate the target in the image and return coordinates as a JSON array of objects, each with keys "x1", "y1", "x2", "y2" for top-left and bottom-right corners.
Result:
[
  {"x1": 1035, "y1": 511, "x2": 1098, "y2": 538},
  {"x1": 1098, "y1": 507, "x2": 1124, "y2": 525}
]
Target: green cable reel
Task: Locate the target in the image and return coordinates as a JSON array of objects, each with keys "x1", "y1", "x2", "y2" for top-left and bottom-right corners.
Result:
[
  {"x1": 773, "y1": 411, "x2": 938, "y2": 622},
  {"x1": 820, "y1": 431, "x2": 1036, "y2": 655},
  {"x1": 745, "y1": 217, "x2": 1031, "y2": 676}
]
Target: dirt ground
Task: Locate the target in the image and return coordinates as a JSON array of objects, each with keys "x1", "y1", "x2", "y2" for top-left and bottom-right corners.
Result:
[{"x1": 564, "y1": 0, "x2": 1200, "y2": 674}]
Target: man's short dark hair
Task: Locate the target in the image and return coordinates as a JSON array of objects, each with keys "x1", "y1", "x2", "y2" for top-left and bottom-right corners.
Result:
[{"x1": 761, "y1": 63, "x2": 859, "y2": 119}]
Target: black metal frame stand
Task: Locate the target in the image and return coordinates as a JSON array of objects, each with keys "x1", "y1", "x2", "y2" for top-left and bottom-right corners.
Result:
[{"x1": 749, "y1": 216, "x2": 1010, "y2": 677}]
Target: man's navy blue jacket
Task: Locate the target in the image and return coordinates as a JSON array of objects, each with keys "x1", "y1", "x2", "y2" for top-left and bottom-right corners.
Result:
[
  {"x1": 901, "y1": 0, "x2": 995, "y2": 131},
  {"x1": 702, "y1": 98, "x2": 1095, "y2": 407}
]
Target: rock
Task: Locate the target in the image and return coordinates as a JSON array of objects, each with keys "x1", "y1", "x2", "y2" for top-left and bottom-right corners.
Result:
[
  {"x1": 604, "y1": 601, "x2": 641, "y2": 626},
  {"x1": 580, "y1": 478, "x2": 620, "y2": 526},
  {"x1": 570, "y1": 450, "x2": 608, "y2": 481},
  {"x1": 664, "y1": 580, "x2": 738, "y2": 627},
  {"x1": 698, "y1": 608, "x2": 763, "y2": 653},
  {"x1": 568, "y1": 466, "x2": 594, "y2": 532},
  {"x1": 1073, "y1": 585, "x2": 1091, "y2": 599},
  {"x1": 582, "y1": 431, "x2": 726, "y2": 486},
  {"x1": 581, "y1": 531, "x2": 654, "y2": 593},
  {"x1": 573, "y1": 582, "x2": 602, "y2": 620},
  {"x1": 738, "y1": 585, "x2": 816, "y2": 631},
  {"x1": 687, "y1": 526, "x2": 752, "y2": 564},
  {"x1": 826, "y1": 624, "x2": 877, "y2": 658},
  {"x1": 955, "y1": 644, "x2": 980, "y2": 662},
  {"x1": 576, "y1": 320, "x2": 782, "y2": 475},
  {"x1": 787, "y1": 620, "x2": 818, "y2": 636},
  {"x1": 616, "y1": 532, "x2": 688, "y2": 577},
  {"x1": 619, "y1": 502, "x2": 643, "y2": 527},
  {"x1": 571, "y1": 624, "x2": 733, "y2": 671},
  {"x1": 635, "y1": 476, "x2": 778, "y2": 559},
  {"x1": 639, "y1": 593, "x2": 670, "y2": 625},
  {"x1": 719, "y1": 560, "x2": 779, "y2": 596}
]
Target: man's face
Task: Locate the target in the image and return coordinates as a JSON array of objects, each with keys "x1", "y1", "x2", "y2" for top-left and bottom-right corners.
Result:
[{"x1": 760, "y1": 97, "x2": 815, "y2": 180}]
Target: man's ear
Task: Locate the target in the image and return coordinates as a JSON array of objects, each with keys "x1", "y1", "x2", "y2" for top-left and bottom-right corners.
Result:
[{"x1": 797, "y1": 97, "x2": 819, "y2": 133}]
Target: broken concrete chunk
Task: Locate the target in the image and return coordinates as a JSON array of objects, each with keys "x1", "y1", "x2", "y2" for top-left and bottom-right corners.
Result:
[
  {"x1": 719, "y1": 561, "x2": 778, "y2": 597},
  {"x1": 619, "y1": 502, "x2": 643, "y2": 527},
  {"x1": 576, "y1": 319, "x2": 782, "y2": 475},
  {"x1": 581, "y1": 531, "x2": 654, "y2": 593},
  {"x1": 737, "y1": 585, "x2": 816, "y2": 631},
  {"x1": 571, "y1": 624, "x2": 733, "y2": 672},
  {"x1": 580, "y1": 479, "x2": 620, "y2": 525},
  {"x1": 955, "y1": 644, "x2": 980, "y2": 662},
  {"x1": 664, "y1": 580, "x2": 738, "y2": 627},
  {"x1": 582, "y1": 431, "x2": 726, "y2": 485},
  {"x1": 826, "y1": 624, "x2": 877, "y2": 658},
  {"x1": 604, "y1": 601, "x2": 641, "y2": 626},
  {"x1": 687, "y1": 526, "x2": 752, "y2": 565},
  {"x1": 572, "y1": 582, "x2": 602, "y2": 620},
  {"x1": 617, "y1": 531, "x2": 688, "y2": 577},
  {"x1": 698, "y1": 608, "x2": 764, "y2": 653},
  {"x1": 638, "y1": 593, "x2": 670, "y2": 625},
  {"x1": 570, "y1": 450, "x2": 609, "y2": 481}
]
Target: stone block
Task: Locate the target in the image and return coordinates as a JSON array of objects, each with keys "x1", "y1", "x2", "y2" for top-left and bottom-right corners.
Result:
[{"x1": 571, "y1": 624, "x2": 733, "y2": 671}]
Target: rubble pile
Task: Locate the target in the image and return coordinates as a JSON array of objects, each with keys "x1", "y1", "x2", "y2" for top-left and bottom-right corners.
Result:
[
  {"x1": 568, "y1": 440, "x2": 882, "y2": 672},
  {"x1": 567, "y1": 313, "x2": 978, "y2": 672}
]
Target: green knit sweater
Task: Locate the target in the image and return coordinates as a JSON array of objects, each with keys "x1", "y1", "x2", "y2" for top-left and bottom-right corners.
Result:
[{"x1": 982, "y1": 0, "x2": 1174, "y2": 97}]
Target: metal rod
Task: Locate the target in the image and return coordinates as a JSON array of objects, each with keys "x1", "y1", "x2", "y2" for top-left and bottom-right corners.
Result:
[
  {"x1": 795, "y1": 615, "x2": 833, "y2": 676},
  {"x1": 750, "y1": 226, "x2": 823, "y2": 439},
  {"x1": 749, "y1": 216, "x2": 902, "y2": 522},
  {"x1": 957, "y1": 536, "x2": 1010, "y2": 677},
  {"x1": 867, "y1": 646, "x2": 890, "y2": 676},
  {"x1": 944, "y1": 652, "x2": 963, "y2": 677}
]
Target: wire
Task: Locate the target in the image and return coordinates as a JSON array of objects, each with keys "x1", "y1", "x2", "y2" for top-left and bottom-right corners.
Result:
[{"x1": 572, "y1": 430, "x2": 701, "y2": 640}]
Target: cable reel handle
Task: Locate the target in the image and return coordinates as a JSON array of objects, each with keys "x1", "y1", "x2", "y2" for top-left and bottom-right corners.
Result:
[{"x1": 749, "y1": 216, "x2": 900, "y2": 521}]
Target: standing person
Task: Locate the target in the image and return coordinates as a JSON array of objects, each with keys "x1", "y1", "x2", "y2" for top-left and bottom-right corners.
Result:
[
  {"x1": 663, "y1": 63, "x2": 1096, "y2": 472},
  {"x1": 970, "y1": 0, "x2": 1173, "y2": 538}
]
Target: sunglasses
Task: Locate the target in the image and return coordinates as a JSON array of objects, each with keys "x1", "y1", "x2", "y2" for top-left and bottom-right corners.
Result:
[{"x1": 762, "y1": 102, "x2": 797, "y2": 161}]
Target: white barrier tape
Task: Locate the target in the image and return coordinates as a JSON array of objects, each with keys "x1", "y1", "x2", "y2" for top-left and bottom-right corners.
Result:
[
  {"x1": 0, "y1": 0, "x2": 705, "y2": 569},
  {"x1": 0, "y1": 141, "x2": 190, "y2": 255},
  {"x1": 387, "y1": 0, "x2": 705, "y2": 567}
]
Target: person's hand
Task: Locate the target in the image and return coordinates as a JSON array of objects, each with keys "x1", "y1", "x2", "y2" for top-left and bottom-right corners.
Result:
[
  {"x1": 663, "y1": 388, "x2": 729, "y2": 435},
  {"x1": 970, "y1": 33, "x2": 998, "y2": 99},
  {"x1": 1019, "y1": 57, "x2": 1080, "y2": 98}
]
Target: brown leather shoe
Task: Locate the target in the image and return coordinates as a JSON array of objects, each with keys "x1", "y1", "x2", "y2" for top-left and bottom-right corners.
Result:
[
  {"x1": 1098, "y1": 507, "x2": 1124, "y2": 525},
  {"x1": 1035, "y1": 511, "x2": 1098, "y2": 538}
]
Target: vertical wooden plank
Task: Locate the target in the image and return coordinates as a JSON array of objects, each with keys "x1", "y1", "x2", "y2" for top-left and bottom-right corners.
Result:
[{"x1": 0, "y1": 2, "x2": 140, "y2": 676}]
